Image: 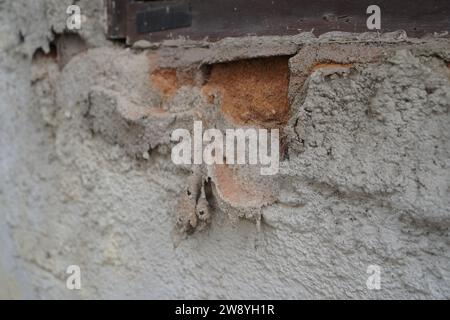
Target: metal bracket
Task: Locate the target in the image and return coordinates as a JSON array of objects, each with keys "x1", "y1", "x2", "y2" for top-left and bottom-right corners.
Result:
[{"x1": 136, "y1": 2, "x2": 192, "y2": 33}]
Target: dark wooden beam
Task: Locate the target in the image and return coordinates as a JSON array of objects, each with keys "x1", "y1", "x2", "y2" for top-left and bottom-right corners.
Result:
[
  {"x1": 106, "y1": 0, "x2": 130, "y2": 39},
  {"x1": 106, "y1": 0, "x2": 450, "y2": 45}
]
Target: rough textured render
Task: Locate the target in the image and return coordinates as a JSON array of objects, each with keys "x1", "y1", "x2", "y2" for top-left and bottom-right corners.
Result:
[{"x1": 1, "y1": 0, "x2": 449, "y2": 299}]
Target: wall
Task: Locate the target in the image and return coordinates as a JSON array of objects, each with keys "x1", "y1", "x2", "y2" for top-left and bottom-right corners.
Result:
[{"x1": 1, "y1": 0, "x2": 449, "y2": 299}]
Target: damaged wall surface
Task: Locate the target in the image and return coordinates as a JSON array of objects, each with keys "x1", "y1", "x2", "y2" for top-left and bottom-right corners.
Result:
[{"x1": 1, "y1": 0, "x2": 449, "y2": 299}]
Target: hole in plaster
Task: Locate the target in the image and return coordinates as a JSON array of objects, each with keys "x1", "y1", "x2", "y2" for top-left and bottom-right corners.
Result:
[
  {"x1": 150, "y1": 68, "x2": 179, "y2": 99},
  {"x1": 54, "y1": 33, "x2": 87, "y2": 68},
  {"x1": 202, "y1": 56, "x2": 291, "y2": 128},
  {"x1": 32, "y1": 42, "x2": 58, "y2": 62}
]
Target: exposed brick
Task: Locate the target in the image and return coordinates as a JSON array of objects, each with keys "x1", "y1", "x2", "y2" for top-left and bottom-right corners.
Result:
[
  {"x1": 202, "y1": 56, "x2": 290, "y2": 128},
  {"x1": 150, "y1": 68, "x2": 180, "y2": 100},
  {"x1": 212, "y1": 165, "x2": 276, "y2": 208}
]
